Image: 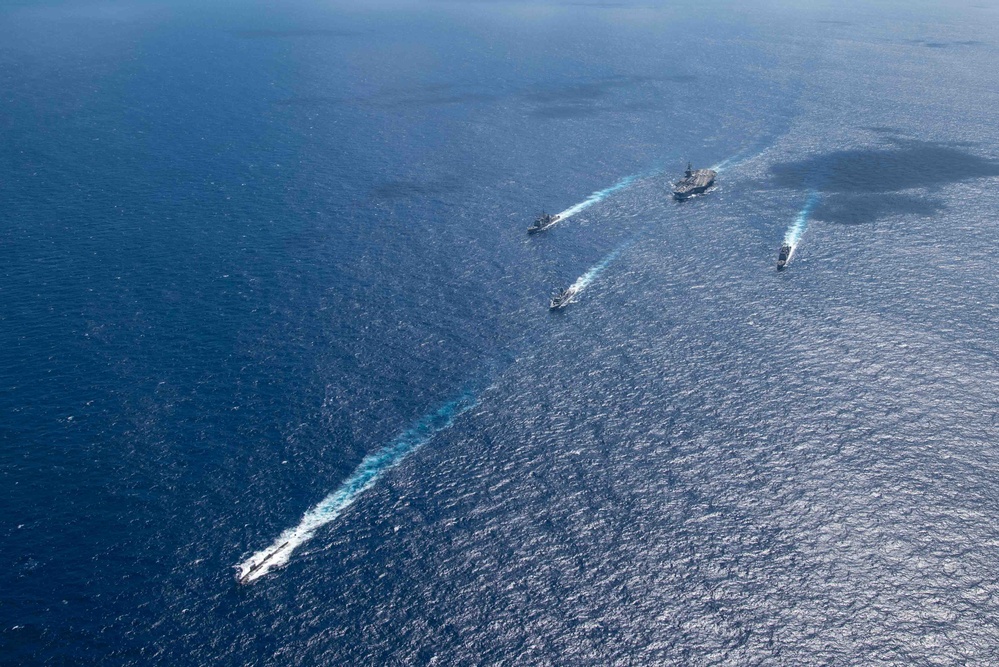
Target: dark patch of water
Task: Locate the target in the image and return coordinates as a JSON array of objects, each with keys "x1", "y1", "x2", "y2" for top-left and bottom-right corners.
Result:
[
  {"x1": 814, "y1": 192, "x2": 946, "y2": 225},
  {"x1": 904, "y1": 38, "x2": 982, "y2": 49},
  {"x1": 770, "y1": 140, "x2": 999, "y2": 194},
  {"x1": 231, "y1": 29, "x2": 361, "y2": 39},
  {"x1": 368, "y1": 180, "x2": 463, "y2": 202}
]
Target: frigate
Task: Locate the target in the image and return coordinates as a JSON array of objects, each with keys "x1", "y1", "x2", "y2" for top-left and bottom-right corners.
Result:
[
  {"x1": 776, "y1": 243, "x2": 792, "y2": 270},
  {"x1": 235, "y1": 541, "x2": 290, "y2": 584},
  {"x1": 528, "y1": 211, "x2": 561, "y2": 233},
  {"x1": 549, "y1": 286, "x2": 578, "y2": 310}
]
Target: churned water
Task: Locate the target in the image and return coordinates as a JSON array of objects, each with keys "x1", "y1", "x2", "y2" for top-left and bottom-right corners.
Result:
[{"x1": 3, "y1": 0, "x2": 999, "y2": 664}]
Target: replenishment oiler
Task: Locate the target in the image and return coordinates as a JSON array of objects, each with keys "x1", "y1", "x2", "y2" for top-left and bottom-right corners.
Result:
[
  {"x1": 528, "y1": 211, "x2": 561, "y2": 234},
  {"x1": 672, "y1": 163, "x2": 716, "y2": 201}
]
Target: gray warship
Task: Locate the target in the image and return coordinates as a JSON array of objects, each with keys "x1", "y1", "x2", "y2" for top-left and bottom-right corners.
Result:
[
  {"x1": 235, "y1": 541, "x2": 290, "y2": 584},
  {"x1": 528, "y1": 211, "x2": 561, "y2": 234},
  {"x1": 549, "y1": 285, "x2": 578, "y2": 310},
  {"x1": 776, "y1": 243, "x2": 792, "y2": 270},
  {"x1": 672, "y1": 163, "x2": 717, "y2": 200}
]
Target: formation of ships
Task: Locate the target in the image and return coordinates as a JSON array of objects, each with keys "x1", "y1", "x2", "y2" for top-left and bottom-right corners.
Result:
[
  {"x1": 534, "y1": 162, "x2": 794, "y2": 311},
  {"x1": 238, "y1": 162, "x2": 796, "y2": 584}
]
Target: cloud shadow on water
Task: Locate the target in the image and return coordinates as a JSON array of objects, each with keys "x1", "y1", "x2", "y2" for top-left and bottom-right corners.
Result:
[
  {"x1": 770, "y1": 140, "x2": 999, "y2": 194},
  {"x1": 275, "y1": 83, "x2": 498, "y2": 109},
  {"x1": 368, "y1": 180, "x2": 461, "y2": 202},
  {"x1": 520, "y1": 74, "x2": 688, "y2": 104},
  {"x1": 381, "y1": 92, "x2": 499, "y2": 108},
  {"x1": 522, "y1": 74, "x2": 689, "y2": 119},
  {"x1": 232, "y1": 29, "x2": 361, "y2": 39},
  {"x1": 274, "y1": 74, "x2": 687, "y2": 117},
  {"x1": 770, "y1": 140, "x2": 999, "y2": 225},
  {"x1": 904, "y1": 38, "x2": 982, "y2": 49},
  {"x1": 529, "y1": 100, "x2": 658, "y2": 119},
  {"x1": 814, "y1": 193, "x2": 946, "y2": 226},
  {"x1": 862, "y1": 126, "x2": 900, "y2": 135},
  {"x1": 562, "y1": 1, "x2": 629, "y2": 7}
]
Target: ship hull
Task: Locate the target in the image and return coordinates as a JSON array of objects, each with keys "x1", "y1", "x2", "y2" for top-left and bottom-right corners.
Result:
[
  {"x1": 527, "y1": 215, "x2": 561, "y2": 234},
  {"x1": 672, "y1": 168, "x2": 717, "y2": 201},
  {"x1": 672, "y1": 186, "x2": 712, "y2": 201},
  {"x1": 549, "y1": 288, "x2": 578, "y2": 310},
  {"x1": 235, "y1": 541, "x2": 292, "y2": 585},
  {"x1": 776, "y1": 244, "x2": 792, "y2": 271}
]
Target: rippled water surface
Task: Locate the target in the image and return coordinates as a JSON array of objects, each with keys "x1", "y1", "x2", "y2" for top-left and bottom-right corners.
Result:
[{"x1": 3, "y1": 0, "x2": 999, "y2": 664}]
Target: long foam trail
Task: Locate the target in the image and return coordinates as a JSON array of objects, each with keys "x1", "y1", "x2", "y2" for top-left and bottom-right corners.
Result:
[
  {"x1": 711, "y1": 148, "x2": 754, "y2": 173},
  {"x1": 711, "y1": 145, "x2": 772, "y2": 173},
  {"x1": 235, "y1": 392, "x2": 477, "y2": 583},
  {"x1": 710, "y1": 157, "x2": 735, "y2": 172},
  {"x1": 568, "y1": 242, "x2": 631, "y2": 296},
  {"x1": 712, "y1": 151, "x2": 761, "y2": 172},
  {"x1": 784, "y1": 190, "x2": 821, "y2": 249},
  {"x1": 556, "y1": 175, "x2": 638, "y2": 221}
]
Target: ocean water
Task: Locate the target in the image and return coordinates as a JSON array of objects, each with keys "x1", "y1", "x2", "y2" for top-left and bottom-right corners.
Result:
[{"x1": 3, "y1": 0, "x2": 999, "y2": 664}]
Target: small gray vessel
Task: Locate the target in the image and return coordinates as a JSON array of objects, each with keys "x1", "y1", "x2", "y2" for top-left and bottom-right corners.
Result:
[
  {"x1": 776, "y1": 243, "x2": 792, "y2": 271},
  {"x1": 528, "y1": 211, "x2": 561, "y2": 234},
  {"x1": 549, "y1": 285, "x2": 578, "y2": 310},
  {"x1": 672, "y1": 163, "x2": 716, "y2": 200},
  {"x1": 235, "y1": 541, "x2": 291, "y2": 584}
]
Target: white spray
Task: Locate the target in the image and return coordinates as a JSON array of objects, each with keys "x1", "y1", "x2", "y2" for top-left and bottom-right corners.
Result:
[
  {"x1": 235, "y1": 393, "x2": 476, "y2": 584},
  {"x1": 554, "y1": 175, "x2": 638, "y2": 222},
  {"x1": 784, "y1": 189, "x2": 821, "y2": 252}
]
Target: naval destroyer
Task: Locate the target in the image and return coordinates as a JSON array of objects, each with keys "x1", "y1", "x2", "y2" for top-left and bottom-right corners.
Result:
[
  {"x1": 235, "y1": 541, "x2": 291, "y2": 584},
  {"x1": 776, "y1": 243, "x2": 792, "y2": 270},
  {"x1": 549, "y1": 285, "x2": 578, "y2": 310},
  {"x1": 528, "y1": 211, "x2": 561, "y2": 234},
  {"x1": 672, "y1": 163, "x2": 716, "y2": 200}
]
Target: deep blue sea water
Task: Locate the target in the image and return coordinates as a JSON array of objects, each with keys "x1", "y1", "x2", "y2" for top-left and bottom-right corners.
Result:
[{"x1": 4, "y1": 0, "x2": 999, "y2": 664}]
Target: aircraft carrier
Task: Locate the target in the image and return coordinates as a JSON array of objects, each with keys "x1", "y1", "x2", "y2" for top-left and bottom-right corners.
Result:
[{"x1": 672, "y1": 163, "x2": 716, "y2": 201}]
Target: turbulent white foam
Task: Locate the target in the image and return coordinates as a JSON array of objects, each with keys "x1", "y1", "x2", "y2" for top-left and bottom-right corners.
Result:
[
  {"x1": 708, "y1": 151, "x2": 760, "y2": 173},
  {"x1": 710, "y1": 157, "x2": 734, "y2": 172},
  {"x1": 556, "y1": 175, "x2": 638, "y2": 221},
  {"x1": 235, "y1": 393, "x2": 476, "y2": 583},
  {"x1": 784, "y1": 190, "x2": 821, "y2": 249},
  {"x1": 711, "y1": 146, "x2": 770, "y2": 173},
  {"x1": 566, "y1": 243, "x2": 630, "y2": 298}
]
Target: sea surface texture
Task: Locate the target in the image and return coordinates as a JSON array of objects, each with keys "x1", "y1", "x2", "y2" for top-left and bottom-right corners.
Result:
[{"x1": 3, "y1": 0, "x2": 999, "y2": 664}]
